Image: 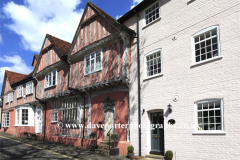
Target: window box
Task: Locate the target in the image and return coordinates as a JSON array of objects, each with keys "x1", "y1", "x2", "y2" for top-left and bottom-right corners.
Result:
[
  {"x1": 194, "y1": 99, "x2": 225, "y2": 134},
  {"x1": 15, "y1": 106, "x2": 34, "y2": 126},
  {"x1": 143, "y1": 1, "x2": 161, "y2": 27},
  {"x1": 84, "y1": 49, "x2": 102, "y2": 75},
  {"x1": 26, "y1": 81, "x2": 33, "y2": 95},
  {"x1": 192, "y1": 25, "x2": 221, "y2": 65},
  {"x1": 2, "y1": 112, "x2": 9, "y2": 127},
  {"x1": 45, "y1": 70, "x2": 58, "y2": 88},
  {"x1": 17, "y1": 85, "x2": 23, "y2": 98},
  {"x1": 144, "y1": 49, "x2": 162, "y2": 79}
]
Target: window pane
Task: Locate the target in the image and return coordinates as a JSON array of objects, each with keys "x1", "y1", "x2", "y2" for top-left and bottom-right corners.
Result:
[
  {"x1": 216, "y1": 124, "x2": 221, "y2": 130},
  {"x1": 198, "y1": 111, "x2": 202, "y2": 117},
  {"x1": 203, "y1": 111, "x2": 208, "y2": 117}
]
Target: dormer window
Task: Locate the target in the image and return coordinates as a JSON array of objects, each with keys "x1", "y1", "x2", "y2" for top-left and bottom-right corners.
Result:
[
  {"x1": 45, "y1": 70, "x2": 57, "y2": 88},
  {"x1": 17, "y1": 85, "x2": 23, "y2": 98}
]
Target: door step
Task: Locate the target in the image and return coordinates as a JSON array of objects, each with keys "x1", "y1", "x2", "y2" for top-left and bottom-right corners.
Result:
[{"x1": 145, "y1": 154, "x2": 164, "y2": 159}]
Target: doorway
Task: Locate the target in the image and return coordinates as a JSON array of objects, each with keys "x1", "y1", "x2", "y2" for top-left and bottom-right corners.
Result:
[{"x1": 150, "y1": 112, "x2": 164, "y2": 153}]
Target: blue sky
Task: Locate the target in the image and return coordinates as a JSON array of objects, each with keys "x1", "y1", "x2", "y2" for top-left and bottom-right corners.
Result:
[{"x1": 0, "y1": 0, "x2": 142, "y2": 93}]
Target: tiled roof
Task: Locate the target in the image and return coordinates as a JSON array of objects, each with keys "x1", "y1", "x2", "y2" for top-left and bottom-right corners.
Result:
[
  {"x1": 5, "y1": 70, "x2": 32, "y2": 86},
  {"x1": 88, "y1": 1, "x2": 135, "y2": 34},
  {"x1": 46, "y1": 34, "x2": 71, "y2": 56},
  {"x1": 34, "y1": 54, "x2": 39, "y2": 60}
]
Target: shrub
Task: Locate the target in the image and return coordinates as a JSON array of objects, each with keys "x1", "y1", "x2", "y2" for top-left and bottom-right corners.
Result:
[
  {"x1": 31, "y1": 134, "x2": 36, "y2": 137},
  {"x1": 89, "y1": 132, "x2": 96, "y2": 139},
  {"x1": 23, "y1": 132, "x2": 28, "y2": 135},
  {"x1": 127, "y1": 145, "x2": 134, "y2": 153},
  {"x1": 165, "y1": 150, "x2": 173, "y2": 160},
  {"x1": 110, "y1": 134, "x2": 119, "y2": 141}
]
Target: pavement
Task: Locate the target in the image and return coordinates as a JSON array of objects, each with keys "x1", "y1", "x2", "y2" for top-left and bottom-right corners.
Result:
[{"x1": 0, "y1": 132, "x2": 129, "y2": 160}]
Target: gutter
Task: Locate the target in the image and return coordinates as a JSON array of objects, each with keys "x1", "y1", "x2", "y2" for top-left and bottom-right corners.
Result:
[{"x1": 134, "y1": 10, "x2": 142, "y2": 157}]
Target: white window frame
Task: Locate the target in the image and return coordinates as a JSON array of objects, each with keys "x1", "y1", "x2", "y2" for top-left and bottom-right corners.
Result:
[
  {"x1": 84, "y1": 49, "x2": 102, "y2": 75},
  {"x1": 144, "y1": 48, "x2": 163, "y2": 80},
  {"x1": 51, "y1": 112, "x2": 58, "y2": 123},
  {"x1": 17, "y1": 85, "x2": 23, "y2": 98},
  {"x1": 45, "y1": 70, "x2": 58, "y2": 88},
  {"x1": 2, "y1": 112, "x2": 9, "y2": 127},
  {"x1": 193, "y1": 99, "x2": 225, "y2": 135},
  {"x1": 191, "y1": 25, "x2": 222, "y2": 66},
  {"x1": 15, "y1": 106, "x2": 34, "y2": 126},
  {"x1": 26, "y1": 81, "x2": 33, "y2": 95},
  {"x1": 143, "y1": 0, "x2": 161, "y2": 27},
  {"x1": 5, "y1": 94, "x2": 9, "y2": 104},
  {"x1": 9, "y1": 92, "x2": 13, "y2": 102}
]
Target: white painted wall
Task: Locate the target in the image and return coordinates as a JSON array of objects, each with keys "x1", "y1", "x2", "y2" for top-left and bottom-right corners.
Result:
[{"x1": 126, "y1": 0, "x2": 240, "y2": 159}]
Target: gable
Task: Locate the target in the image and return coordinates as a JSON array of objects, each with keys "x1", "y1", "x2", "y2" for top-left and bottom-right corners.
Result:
[
  {"x1": 4, "y1": 78, "x2": 12, "y2": 94},
  {"x1": 37, "y1": 38, "x2": 61, "y2": 73},
  {"x1": 71, "y1": 3, "x2": 118, "y2": 55}
]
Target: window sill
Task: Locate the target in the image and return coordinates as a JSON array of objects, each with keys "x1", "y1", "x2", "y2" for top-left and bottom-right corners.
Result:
[
  {"x1": 142, "y1": 17, "x2": 161, "y2": 30},
  {"x1": 191, "y1": 56, "x2": 223, "y2": 68},
  {"x1": 51, "y1": 122, "x2": 58, "y2": 124},
  {"x1": 14, "y1": 125, "x2": 34, "y2": 127},
  {"x1": 26, "y1": 93, "x2": 33, "y2": 96},
  {"x1": 84, "y1": 69, "x2": 102, "y2": 77},
  {"x1": 192, "y1": 131, "x2": 226, "y2": 135},
  {"x1": 44, "y1": 85, "x2": 57, "y2": 90},
  {"x1": 143, "y1": 73, "x2": 164, "y2": 82}
]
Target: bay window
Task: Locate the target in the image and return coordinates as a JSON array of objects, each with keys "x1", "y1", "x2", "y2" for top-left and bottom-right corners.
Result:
[
  {"x1": 15, "y1": 106, "x2": 34, "y2": 126},
  {"x1": 2, "y1": 112, "x2": 9, "y2": 127},
  {"x1": 84, "y1": 50, "x2": 102, "y2": 75},
  {"x1": 45, "y1": 70, "x2": 57, "y2": 88}
]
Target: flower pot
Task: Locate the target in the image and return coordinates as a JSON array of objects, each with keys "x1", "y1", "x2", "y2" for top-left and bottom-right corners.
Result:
[
  {"x1": 109, "y1": 148, "x2": 119, "y2": 156},
  {"x1": 128, "y1": 152, "x2": 134, "y2": 158}
]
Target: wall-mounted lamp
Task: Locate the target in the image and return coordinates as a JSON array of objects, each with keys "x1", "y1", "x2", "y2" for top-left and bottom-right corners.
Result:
[{"x1": 168, "y1": 104, "x2": 172, "y2": 113}]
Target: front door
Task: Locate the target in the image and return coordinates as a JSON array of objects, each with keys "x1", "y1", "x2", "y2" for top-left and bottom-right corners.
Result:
[
  {"x1": 103, "y1": 110, "x2": 114, "y2": 140},
  {"x1": 36, "y1": 109, "x2": 42, "y2": 133},
  {"x1": 150, "y1": 112, "x2": 164, "y2": 153}
]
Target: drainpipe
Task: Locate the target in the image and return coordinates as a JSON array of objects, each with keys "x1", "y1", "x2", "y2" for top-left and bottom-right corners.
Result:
[
  {"x1": 134, "y1": 10, "x2": 141, "y2": 157},
  {"x1": 34, "y1": 77, "x2": 47, "y2": 138}
]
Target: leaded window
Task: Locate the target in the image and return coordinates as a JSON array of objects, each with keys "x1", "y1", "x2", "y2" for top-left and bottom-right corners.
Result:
[
  {"x1": 26, "y1": 81, "x2": 33, "y2": 95},
  {"x1": 84, "y1": 50, "x2": 102, "y2": 75}
]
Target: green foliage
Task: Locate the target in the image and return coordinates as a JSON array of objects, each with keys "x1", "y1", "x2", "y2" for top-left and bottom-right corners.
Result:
[
  {"x1": 110, "y1": 134, "x2": 119, "y2": 141},
  {"x1": 31, "y1": 134, "x2": 36, "y2": 137},
  {"x1": 165, "y1": 150, "x2": 173, "y2": 160},
  {"x1": 89, "y1": 132, "x2": 96, "y2": 139},
  {"x1": 23, "y1": 132, "x2": 28, "y2": 135},
  {"x1": 127, "y1": 145, "x2": 134, "y2": 153}
]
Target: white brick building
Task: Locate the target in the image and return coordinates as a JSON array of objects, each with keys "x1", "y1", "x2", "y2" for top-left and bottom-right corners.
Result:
[{"x1": 118, "y1": 0, "x2": 240, "y2": 159}]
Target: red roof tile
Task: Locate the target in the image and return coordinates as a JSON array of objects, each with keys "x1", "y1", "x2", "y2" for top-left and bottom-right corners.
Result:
[
  {"x1": 46, "y1": 34, "x2": 71, "y2": 56},
  {"x1": 5, "y1": 70, "x2": 32, "y2": 85}
]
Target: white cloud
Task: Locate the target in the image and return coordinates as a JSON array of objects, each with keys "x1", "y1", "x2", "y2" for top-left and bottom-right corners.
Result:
[
  {"x1": 116, "y1": 15, "x2": 122, "y2": 20},
  {"x1": 0, "y1": 55, "x2": 32, "y2": 84},
  {"x1": 130, "y1": 0, "x2": 143, "y2": 9},
  {"x1": 3, "y1": 0, "x2": 84, "y2": 52}
]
